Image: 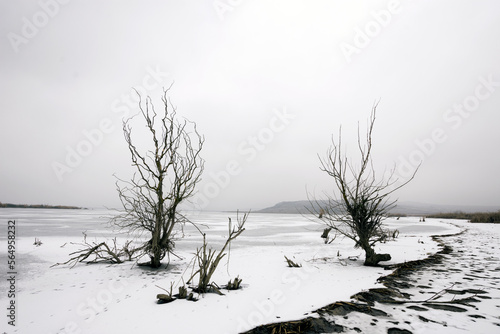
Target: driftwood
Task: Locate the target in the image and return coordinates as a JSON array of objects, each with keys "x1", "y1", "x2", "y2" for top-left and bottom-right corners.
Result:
[
  {"x1": 156, "y1": 283, "x2": 176, "y2": 304},
  {"x1": 320, "y1": 227, "x2": 332, "y2": 238},
  {"x1": 156, "y1": 283, "x2": 198, "y2": 304},
  {"x1": 226, "y1": 276, "x2": 242, "y2": 290},
  {"x1": 320, "y1": 227, "x2": 335, "y2": 244},
  {"x1": 284, "y1": 255, "x2": 302, "y2": 268},
  {"x1": 51, "y1": 233, "x2": 140, "y2": 268}
]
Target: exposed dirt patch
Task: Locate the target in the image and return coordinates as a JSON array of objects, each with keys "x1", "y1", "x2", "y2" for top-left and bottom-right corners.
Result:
[{"x1": 243, "y1": 226, "x2": 500, "y2": 333}]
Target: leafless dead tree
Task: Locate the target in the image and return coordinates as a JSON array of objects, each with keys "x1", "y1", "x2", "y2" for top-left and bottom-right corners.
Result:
[
  {"x1": 111, "y1": 87, "x2": 204, "y2": 268},
  {"x1": 310, "y1": 103, "x2": 418, "y2": 266}
]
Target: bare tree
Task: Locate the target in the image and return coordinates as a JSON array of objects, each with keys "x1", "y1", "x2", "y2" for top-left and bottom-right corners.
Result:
[
  {"x1": 311, "y1": 103, "x2": 418, "y2": 266},
  {"x1": 111, "y1": 87, "x2": 204, "y2": 268},
  {"x1": 188, "y1": 211, "x2": 248, "y2": 294}
]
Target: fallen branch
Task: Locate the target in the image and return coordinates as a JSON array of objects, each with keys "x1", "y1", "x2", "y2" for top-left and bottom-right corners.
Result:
[
  {"x1": 51, "y1": 233, "x2": 140, "y2": 268},
  {"x1": 284, "y1": 255, "x2": 302, "y2": 268}
]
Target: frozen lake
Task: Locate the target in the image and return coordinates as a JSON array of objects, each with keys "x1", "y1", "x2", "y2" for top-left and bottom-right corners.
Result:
[
  {"x1": 0, "y1": 208, "x2": 458, "y2": 246},
  {"x1": 1, "y1": 208, "x2": 474, "y2": 334}
]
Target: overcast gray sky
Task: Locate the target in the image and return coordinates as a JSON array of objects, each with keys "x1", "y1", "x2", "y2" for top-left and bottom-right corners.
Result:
[{"x1": 1, "y1": 0, "x2": 499, "y2": 211}]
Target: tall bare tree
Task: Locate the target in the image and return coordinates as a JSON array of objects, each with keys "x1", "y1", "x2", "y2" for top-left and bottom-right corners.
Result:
[
  {"x1": 311, "y1": 103, "x2": 418, "y2": 266},
  {"x1": 112, "y1": 88, "x2": 204, "y2": 268}
]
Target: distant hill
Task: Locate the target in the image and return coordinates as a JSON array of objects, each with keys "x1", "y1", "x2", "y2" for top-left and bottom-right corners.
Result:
[
  {"x1": 0, "y1": 202, "x2": 84, "y2": 210},
  {"x1": 256, "y1": 200, "x2": 321, "y2": 214},
  {"x1": 256, "y1": 200, "x2": 500, "y2": 216}
]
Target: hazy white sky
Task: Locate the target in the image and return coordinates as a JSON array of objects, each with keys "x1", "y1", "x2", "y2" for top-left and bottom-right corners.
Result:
[{"x1": 1, "y1": 0, "x2": 499, "y2": 211}]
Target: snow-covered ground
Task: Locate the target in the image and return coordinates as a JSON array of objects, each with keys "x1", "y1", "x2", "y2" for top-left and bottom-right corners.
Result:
[{"x1": 0, "y1": 209, "x2": 498, "y2": 334}]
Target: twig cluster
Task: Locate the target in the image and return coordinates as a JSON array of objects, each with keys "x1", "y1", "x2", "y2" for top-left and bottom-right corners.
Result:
[
  {"x1": 188, "y1": 211, "x2": 248, "y2": 294},
  {"x1": 51, "y1": 233, "x2": 140, "y2": 268},
  {"x1": 156, "y1": 212, "x2": 248, "y2": 304}
]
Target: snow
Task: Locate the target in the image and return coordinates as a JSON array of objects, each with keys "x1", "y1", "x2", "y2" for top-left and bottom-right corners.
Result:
[{"x1": 0, "y1": 209, "x2": 498, "y2": 334}]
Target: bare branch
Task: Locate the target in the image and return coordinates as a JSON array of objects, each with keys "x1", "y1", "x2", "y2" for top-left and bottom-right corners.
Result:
[{"x1": 189, "y1": 211, "x2": 248, "y2": 293}]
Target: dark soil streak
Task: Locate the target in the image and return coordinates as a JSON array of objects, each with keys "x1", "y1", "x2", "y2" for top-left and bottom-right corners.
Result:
[{"x1": 243, "y1": 227, "x2": 499, "y2": 334}]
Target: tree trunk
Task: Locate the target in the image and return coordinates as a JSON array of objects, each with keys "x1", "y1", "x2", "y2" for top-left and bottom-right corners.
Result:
[
  {"x1": 151, "y1": 201, "x2": 163, "y2": 268},
  {"x1": 150, "y1": 171, "x2": 165, "y2": 269},
  {"x1": 363, "y1": 246, "x2": 391, "y2": 266},
  {"x1": 151, "y1": 222, "x2": 162, "y2": 268}
]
